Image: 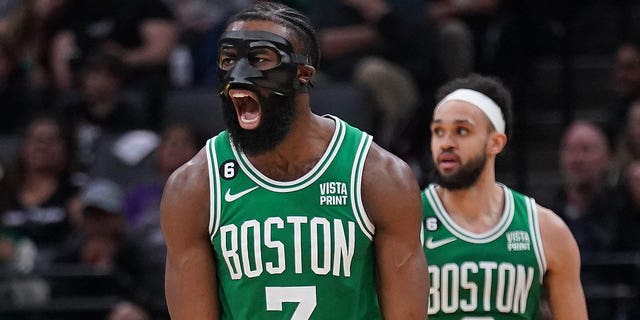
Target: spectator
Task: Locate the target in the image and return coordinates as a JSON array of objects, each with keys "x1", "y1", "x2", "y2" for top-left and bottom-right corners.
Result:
[
  {"x1": 167, "y1": 0, "x2": 250, "y2": 86},
  {"x1": 311, "y1": 0, "x2": 431, "y2": 147},
  {"x1": 51, "y1": 0, "x2": 178, "y2": 128},
  {"x1": 107, "y1": 123, "x2": 201, "y2": 320},
  {"x1": 599, "y1": 160, "x2": 640, "y2": 319},
  {"x1": 122, "y1": 123, "x2": 202, "y2": 229},
  {"x1": 615, "y1": 98, "x2": 640, "y2": 169},
  {"x1": 612, "y1": 161, "x2": 640, "y2": 252},
  {"x1": 606, "y1": 40, "x2": 640, "y2": 140},
  {"x1": 51, "y1": 0, "x2": 178, "y2": 90},
  {"x1": 0, "y1": 115, "x2": 80, "y2": 266},
  {"x1": 0, "y1": 0, "x2": 67, "y2": 99},
  {"x1": 425, "y1": 0, "x2": 497, "y2": 82},
  {"x1": 552, "y1": 120, "x2": 617, "y2": 252},
  {"x1": 55, "y1": 178, "x2": 168, "y2": 319},
  {"x1": 552, "y1": 120, "x2": 619, "y2": 319},
  {"x1": 61, "y1": 52, "x2": 144, "y2": 172}
]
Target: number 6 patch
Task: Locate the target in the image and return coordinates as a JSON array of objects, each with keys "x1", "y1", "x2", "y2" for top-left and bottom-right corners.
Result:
[{"x1": 220, "y1": 160, "x2": 239, "y2": 180}]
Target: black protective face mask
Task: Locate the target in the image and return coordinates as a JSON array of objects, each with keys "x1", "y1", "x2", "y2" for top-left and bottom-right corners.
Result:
[{"x1": 217, "y1": 30, "x2": 311, "y2": 96}]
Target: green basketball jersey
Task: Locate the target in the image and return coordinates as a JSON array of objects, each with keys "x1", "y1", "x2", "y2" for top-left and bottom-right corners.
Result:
[
  {"x1": 422, "y1": 184, "x2": 546, "y2": 319},
  {"x1": 205, "y1": 116, "x2": 380, "y2": 320}
]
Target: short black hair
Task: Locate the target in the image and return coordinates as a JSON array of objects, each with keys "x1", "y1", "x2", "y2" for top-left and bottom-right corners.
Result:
[
  {"x1": 435, "y1": 73, "x2": 513, "y2": 138},
  {"x1": 226, "y1": 1, "x2": 320, "y2": 68}
]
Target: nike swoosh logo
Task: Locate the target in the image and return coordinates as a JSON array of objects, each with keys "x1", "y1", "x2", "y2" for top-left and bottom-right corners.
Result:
[
  {"x1": 224, "y1": 186, "x2": 259, "y2": 202},
  {"x1": 425, "y1": 236, "x2": 456, "y2": 249}
]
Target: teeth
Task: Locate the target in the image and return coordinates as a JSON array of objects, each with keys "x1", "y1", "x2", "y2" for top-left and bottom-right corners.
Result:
[{"x1": 231, "y1": 92, "x2": 249, "y2": 98}]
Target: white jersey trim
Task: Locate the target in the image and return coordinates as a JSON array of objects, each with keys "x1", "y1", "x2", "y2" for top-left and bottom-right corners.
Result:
[
  {"x1": 527, "y1": 197, "x2": 547, "y2": 284},
  {"x1": 351, "y1": 133, "x2": 374, "y2": 240},
  {"x1": 206, "y1": 136, "x2": 223, "y2": 238},
  {"x1": 426, "y1": 183, "x2": 514, "y2": 243},
  {"x1": 232, "y1": 116, "x2": 345, "y2": 192}
]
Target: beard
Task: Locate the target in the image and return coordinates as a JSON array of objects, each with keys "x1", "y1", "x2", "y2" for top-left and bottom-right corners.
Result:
[
  {"x1": 434, "y1": 151, "x2": 487, "y2": 190},
  {"x1": 221, "y1": 89, "x2": 296, "y2": 156}
]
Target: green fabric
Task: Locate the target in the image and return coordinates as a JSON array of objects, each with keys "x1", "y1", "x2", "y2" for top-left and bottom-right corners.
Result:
[
  {"x1": 422, "y1": 184, "x2": 546, "y2": 319},
  {"x1": 206, "y1": 116, "x2": 381, "y2": 319}
]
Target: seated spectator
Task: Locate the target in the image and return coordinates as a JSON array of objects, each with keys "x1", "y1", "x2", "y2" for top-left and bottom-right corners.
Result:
[
  {"x1": 0, "y1": 115, "x2": 80, "y2": 266},
  {"x1": 552, "y1": 120, "x2": 620, "y2": 319},
  {"x1": 107, "y1": 123, "x2": 201, "y2": 320},
  {"x1": 167, "y1": 0, "x2": 250, "y2": 87},
  {"x1": 61, "y1": 52, "x2": 144, "y2": 172},
  {"x1": 552, "y1": 120, "x2": 617, "y2": 252},
  {"x1": 123, "y1": 123, "x2": 202, "y2": 229},
  {"x1": 612, "y1": 161, "x2": 640, "y2": 251},
  {"x1": 0, "y1": 0, "x2": 68, "y2": 98},
  {"x1": 311, "y1": 0, "x2": 431, "y2": 147},
  {"x1": 615, "y1": 98, "x2": 640, "y2": 169},
  {"x1": 598, "y1": 160, "x2": 640, "y2": 319},
  {"x1": 606, "y1": 40, "x2": 640, "y2": 140},
  {"x1": 51, "y1": 0, "x2": 178, "y2": 128},
  {"x1": 425, "y1": 0, "x2": 497, "y2": 82},
  {"x1": 55, "y1": 178, "x2": 168, "y2": 319}
]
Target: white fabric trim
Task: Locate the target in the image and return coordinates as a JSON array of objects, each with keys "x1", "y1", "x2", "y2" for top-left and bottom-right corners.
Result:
[{"x1": 435, "y1": 88, "x2": 506, "y2": 134}]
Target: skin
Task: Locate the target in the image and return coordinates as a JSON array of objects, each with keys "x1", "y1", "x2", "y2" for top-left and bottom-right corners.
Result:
[
  {"x1": 559, "y1": 121, "x2": 612, "y2": 213},
  {"x1": 161, "y1": 19, "x2": 428, "y2": 319},
  {"x1": 430, "y1": 100, "x2": 587, "y2": 319}
]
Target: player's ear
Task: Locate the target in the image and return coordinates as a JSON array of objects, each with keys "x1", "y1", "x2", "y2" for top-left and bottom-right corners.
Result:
[
  {"x1": 298, "y1": 65, "x2": 315, "y2": 85},
  {"x1": 488, "y1": 132, "x2": 507, "y2": 155}
]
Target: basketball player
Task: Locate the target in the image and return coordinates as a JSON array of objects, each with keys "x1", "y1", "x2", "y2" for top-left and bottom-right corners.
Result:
[
  {"x1": 160, "y1": 3, "x2": 428, "y2": 319},
  {"x1": 422, "y1": 74, "x2": 587, "y2": 319}
]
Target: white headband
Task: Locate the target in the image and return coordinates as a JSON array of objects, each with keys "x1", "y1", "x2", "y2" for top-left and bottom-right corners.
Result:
[{"x1": 434, "y1": 88, "x2": 505, "y2": 134}]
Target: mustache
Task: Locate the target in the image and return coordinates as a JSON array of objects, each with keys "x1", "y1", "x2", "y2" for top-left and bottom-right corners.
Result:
[
  {"x1": 221, "y1": 82, "x2": 258, "y2": 96},
  {"x1": 437, "y1": 150, "x2": 460, "y2": 161}
]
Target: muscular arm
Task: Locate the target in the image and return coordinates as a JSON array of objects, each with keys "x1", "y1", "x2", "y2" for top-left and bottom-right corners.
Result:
[
  {"x1": 363, "y1": 144, "x2": 428, "y2": 319},
  {"x1": 538, "y1": 205, "x2": 588, "y2": 320},
  {"x1": 160, "y1": 149, "x2": 219, "y2": 319}
]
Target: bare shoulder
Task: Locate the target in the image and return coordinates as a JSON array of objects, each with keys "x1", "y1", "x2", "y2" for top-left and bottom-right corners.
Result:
[
  {"x1": 160, "y1": 147, "x2": 211, "y2": 235},
  {"x1": 535, "y1": 204, "x2": 580, "y2": 270},
  {"x1": 361, "y1": 143, "x2": 421, "y2": 224},
  {"x1": 363, "y1": 143, "x2": 419, "y2": 194}
]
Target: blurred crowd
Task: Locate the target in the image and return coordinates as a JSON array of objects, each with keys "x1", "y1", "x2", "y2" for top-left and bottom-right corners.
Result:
[{"x1": 0, "y1": 0, "x2": 638, "y2": 319}]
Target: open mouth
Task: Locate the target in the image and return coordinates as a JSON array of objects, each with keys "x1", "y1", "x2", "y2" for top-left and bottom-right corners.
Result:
[
  {"x1": 437, "y1": 152, "x2": 460, "y2": 170},
  {"x1": 228, "y1": 89, "x2": 261, "y2": 130}
]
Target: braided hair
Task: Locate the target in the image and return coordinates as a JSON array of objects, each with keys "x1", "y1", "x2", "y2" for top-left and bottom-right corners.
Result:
[{"x1": 227, "y1": 1, "x2": 320, "y2": 68}]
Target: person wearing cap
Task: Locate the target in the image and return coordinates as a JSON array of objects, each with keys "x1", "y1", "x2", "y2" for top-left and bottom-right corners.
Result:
[
  {"x1": 78, "y1": 178, "x2": 127, "y2": 267},
  {"x1": 55, "y1": 178, "x2": 163, "y2": 319},
  {"x1": 422, "y1": 74, "x2": 587, "y2": 319}
]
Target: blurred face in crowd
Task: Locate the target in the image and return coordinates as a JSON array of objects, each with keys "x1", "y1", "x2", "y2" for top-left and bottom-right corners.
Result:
[
  {"x1": 157, "y1": 124, "x2": 200, "y2": 176},
  {"x1": 613, "y1": 43, "x2": 640, "y2": 100},
  {"x1": 82, "y1": 68, "x2": 122, "y2": 107},
  {"x1": 21, "y1": 118, "x2": 69, "y2": 174},
  {"x1": 560, "y1": 122, "x2": 611, "y2": 190}
]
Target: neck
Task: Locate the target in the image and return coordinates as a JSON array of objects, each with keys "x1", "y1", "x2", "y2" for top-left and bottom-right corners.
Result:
[
  {"x1": 248, "y1": 96, "x2": 335, "y2": 181},
  {"x1": 437, "y1": 167, "x2": 505, "y2": 233}
]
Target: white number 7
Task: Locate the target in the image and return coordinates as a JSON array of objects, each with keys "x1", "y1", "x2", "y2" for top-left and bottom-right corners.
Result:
[{"x1": 265, "y1": 286, "x2": 317, "y2": 320}]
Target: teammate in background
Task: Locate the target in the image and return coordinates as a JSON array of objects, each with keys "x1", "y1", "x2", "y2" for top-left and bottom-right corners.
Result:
[
  {"x1": 160, "y1": 2, "x2": 428, "y2": 319},
  {"x1": 422, "y1": 74, "x2": 587, "y2": 319}
]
